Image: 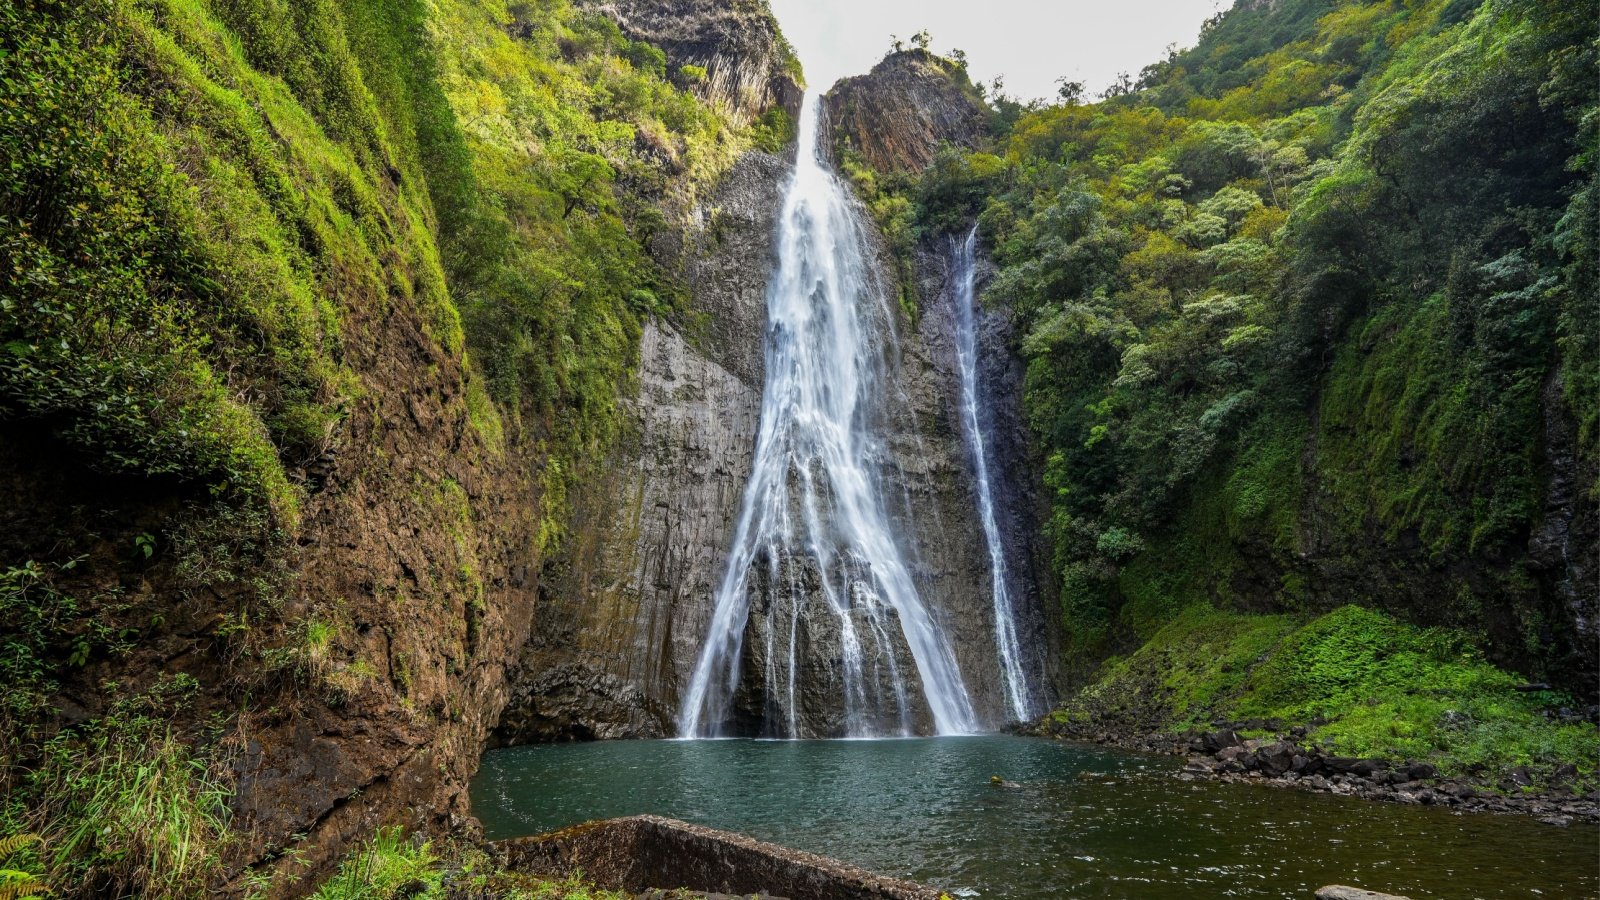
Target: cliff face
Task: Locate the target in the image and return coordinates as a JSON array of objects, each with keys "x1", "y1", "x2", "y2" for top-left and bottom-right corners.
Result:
[
  {"x1": 0, "y1": 210, "x2": 545, "y2": 889},
  {"x1": 496, "y1": 151, "x2": 784, "y2": 742},
  {"x1": 824, "y1": 50, "x2": 988, "y2": 173},
  {"x1": 897, "y1": 239, "x2": 1062, "y2": 715},
  {"x1": 0, "y1": 0, "x2": 809, "y2": 894},
  {"x1": 578, "y1": 0, "x2": 804, "y2": 122},
  {"x1": 494, "y1": 58, "x2": 1059, "y2": 738}
]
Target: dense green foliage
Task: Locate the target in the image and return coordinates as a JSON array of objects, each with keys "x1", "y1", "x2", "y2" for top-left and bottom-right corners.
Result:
[
  {"x1": 0, "y1": 670, "x2": 229, "y2": 898},
  {"x1": 1059, "y1": 604, "x2": 1598, "y2": 784},
  {"x1": 1, "y1": 0, "x2": 776, "y2": 893},
  {"x1": 1, "y1": 0, "x2": 761, "y2": 537},
  {"x1": 900, "y1": 0, "x2": 1596, "y2": 678}
]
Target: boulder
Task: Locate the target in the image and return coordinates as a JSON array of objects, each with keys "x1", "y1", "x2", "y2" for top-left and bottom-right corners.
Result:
[
  {"x1": 1201, "y1": 729, "x2": 1243, "y2": 753},
  {"x1": 1256, "y1": 741, "x2": 1299, "y2": 776},
  {"x1": 1400, "y1": 762, "x2": 1437, "y2": 781},
  {"x1": 1325, "y1": 757, "x2": 1362, "y2": 774},
  {"x1": 1351, "y1": 759, "x2": 1390, "y2": 779}
]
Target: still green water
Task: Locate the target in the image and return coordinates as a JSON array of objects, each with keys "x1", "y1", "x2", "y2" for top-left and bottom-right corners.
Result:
[{"x1": 471, "y1": 735, "x2": 1597, "y2": 899}]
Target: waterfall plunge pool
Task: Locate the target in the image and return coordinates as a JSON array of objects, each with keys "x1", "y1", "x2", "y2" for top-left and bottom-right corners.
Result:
[{"x1": 470, "y1": 735, "x2": 1596, "y2": 899}]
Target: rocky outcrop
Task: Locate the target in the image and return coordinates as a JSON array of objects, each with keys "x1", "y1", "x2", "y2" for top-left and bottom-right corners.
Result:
[
  {"x1": 578, "y1": 0, "x2": 803, "y2": 122},
  {"x1": 500, "y1": 815, "x2": 942, "y2": 899},
  {"x1": 825, "y1": 51, "x2": 988, "y2": 174}
]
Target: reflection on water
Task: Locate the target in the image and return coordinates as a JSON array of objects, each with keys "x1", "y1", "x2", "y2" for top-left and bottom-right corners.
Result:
[{"x1": 471, "y1": 735, "x2": 1597, "y2": 899}]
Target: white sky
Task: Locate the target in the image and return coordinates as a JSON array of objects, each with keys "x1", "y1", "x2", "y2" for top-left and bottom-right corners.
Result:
[{"x1": 768, "y1": 0, "x2": 1226, "y2": 102}]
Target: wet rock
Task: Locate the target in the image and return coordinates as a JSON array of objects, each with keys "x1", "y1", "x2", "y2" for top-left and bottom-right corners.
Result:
[
  {"x1": 494, "y1": 663, "x2": 669, "y2": 743},
  {"x1": 1201, "y1": 729, "x2": 1243, "y2": 753},
  {"x1": 1350, "y1": 759, "x2": 1389, "y2": 779},
  {"x1": 1215, "y1": 745, "x2": 1244, "y2": 761},
  {"x1": 1256, "y1": 741, "x2": 1298, "y2": 776},
  {"x1": 1401, "y1": 762, "x2": 1437, "y2": 781}
]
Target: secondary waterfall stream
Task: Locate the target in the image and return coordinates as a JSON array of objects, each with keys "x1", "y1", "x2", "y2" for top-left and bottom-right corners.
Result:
[
  {"x1": 949, "y1": 228, "x2": 1035, "y2": 722},
  {"x1": 678, "y1": 93, "x2": 978, "y2": 738}
]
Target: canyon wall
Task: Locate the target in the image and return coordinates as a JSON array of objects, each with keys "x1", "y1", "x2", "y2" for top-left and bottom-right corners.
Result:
[{"x1": 495, "y1": 52, "x2": 1059, "y2": 739}]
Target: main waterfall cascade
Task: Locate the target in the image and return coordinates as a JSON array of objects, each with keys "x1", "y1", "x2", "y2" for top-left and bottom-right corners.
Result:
[
  {"x1": 950, "y1": 228, "x2": 1038, "y2": 723},
  {"x1": 678, "y1": 93, "x2": 980, "y2": 738}
]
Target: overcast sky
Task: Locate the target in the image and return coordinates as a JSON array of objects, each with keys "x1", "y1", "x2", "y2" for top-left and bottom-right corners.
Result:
[{"x1": 767, "y1": 0, "x2": 1226, "y2": 102}]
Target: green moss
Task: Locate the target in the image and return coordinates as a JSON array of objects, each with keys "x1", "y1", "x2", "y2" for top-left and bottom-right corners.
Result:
[
  {"x1": 1061, "y1": 604, "x2": 1600, "y2": 783},
  {"x1": 1318, "y1": 295, "x2": 1545, "y2": 558}
]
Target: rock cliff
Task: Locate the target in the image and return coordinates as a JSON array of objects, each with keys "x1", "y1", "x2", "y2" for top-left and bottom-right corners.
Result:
[
  {"x1": 578, "y1": 0, "x2": 805, "y2": 122},
  {"x1": 494, "y1": 61, "x2": 1059, "y2": 736},
  {"x1": 825, "y1": 50, "x2": 989, "y2": 173},
  {"x1": 0, "y1": 230, "x2": 545, "y2": 889},
  {"x1": 496, "y1": 150, "x2": 783, "y2": 742}
]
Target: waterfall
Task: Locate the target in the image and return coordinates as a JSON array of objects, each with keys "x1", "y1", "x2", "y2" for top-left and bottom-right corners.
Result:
[
  {"x1": 677, "y1": 93, "x2": 978, "y2": 738},
  {"x1": 950, "y1": 228, "x2": 1035, "y2": 723}
]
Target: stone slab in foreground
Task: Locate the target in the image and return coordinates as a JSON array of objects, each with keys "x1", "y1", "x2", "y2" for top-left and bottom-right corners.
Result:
[
  {"x1": 1316, "y1": 886, "x2": 1413, "y2": 900},
  {"x1": 498, "y1": 815, "x2": 941, "y2": 900}
]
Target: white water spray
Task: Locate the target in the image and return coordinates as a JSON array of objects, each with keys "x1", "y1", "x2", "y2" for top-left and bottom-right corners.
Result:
[
  {"x1": 677, "y1": 94, "x2": 978, "y2": 738},
  {"x1": 951, "y1": 227, "x2": 1035, "y2": 723}
]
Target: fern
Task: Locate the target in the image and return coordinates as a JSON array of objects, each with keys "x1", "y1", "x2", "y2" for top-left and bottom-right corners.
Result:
[
  {"x1": 0, "y1": 871, "x2": 49, "y2": 900},
  {"x1": 0, "y1": 833, "x2": 47, "y2": 900},
  {"x1": 0, "y1": 835, "x2": 40, "y2": 860}
]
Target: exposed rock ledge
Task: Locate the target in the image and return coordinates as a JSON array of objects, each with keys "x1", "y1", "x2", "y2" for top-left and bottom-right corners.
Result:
[{"x1": 498, "y1": 815, "x2": 941, "y2": 899}]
